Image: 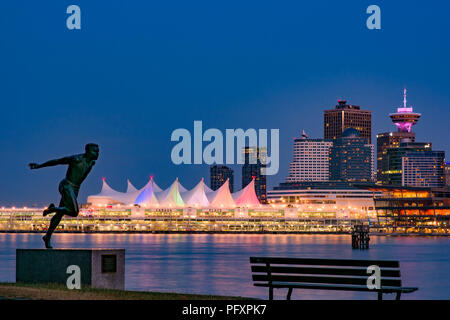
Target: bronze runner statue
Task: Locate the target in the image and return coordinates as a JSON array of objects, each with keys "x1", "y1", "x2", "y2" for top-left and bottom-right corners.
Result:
[{"x1": 29, "y1": 143, "x2": 99, "y2": 248}]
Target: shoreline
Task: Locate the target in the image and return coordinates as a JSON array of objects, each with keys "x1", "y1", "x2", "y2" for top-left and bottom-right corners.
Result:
[{"x1": 1, "y1": 230, "x2": 448, "y2": 236}]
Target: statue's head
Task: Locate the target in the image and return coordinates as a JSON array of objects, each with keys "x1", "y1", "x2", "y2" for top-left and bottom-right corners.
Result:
[{"x1": 85, "y1": 143, "x2": 99, "y2": 160}]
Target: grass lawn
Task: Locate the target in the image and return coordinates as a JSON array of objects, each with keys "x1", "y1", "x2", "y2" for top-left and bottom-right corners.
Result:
[{"x1": 0, "y1": 282, "x2": 251, "y2": 300}]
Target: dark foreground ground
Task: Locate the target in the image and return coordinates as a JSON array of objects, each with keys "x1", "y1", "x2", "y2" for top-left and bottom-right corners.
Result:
[{"x1": 0, "y1": 283, "x2": 250, "y2": 300}]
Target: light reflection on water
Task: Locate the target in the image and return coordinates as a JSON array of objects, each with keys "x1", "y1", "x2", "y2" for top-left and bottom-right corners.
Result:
[{"x1": 0, "y1": 233, "x2": 449, "y2": 299}]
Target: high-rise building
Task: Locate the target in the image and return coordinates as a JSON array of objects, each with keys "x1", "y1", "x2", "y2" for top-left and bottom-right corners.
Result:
[
  {"x1": 286, "y1": 130, "x2": 333, "y2": 182},
  {"x1": 381, "y1": 141, "x2": 445, "y2": 187},
  {"x1": 402, "y1": 152, "x2": 445, "y2": 187},
  {"x1": 242, "y1": 147, "x2": 267, "y2": 203},
  {"x1": 376, "y1": 132, "x2": 415, "y2": 181},
  {"x1": 445, "y1": 163, "x2": 450, "y2": 187},
  {"x1": 210, "y1": 165, "x2": 234, "y2": 193},
  {"x1": 329, "y1": 128, "x2": 375, "y2": 182},
  {"x1": 376, "y1": 88, "x2": 420, "y2": 181},
  {"x1": 324, "y1": 100, "x2": 372, "y2": 143}
]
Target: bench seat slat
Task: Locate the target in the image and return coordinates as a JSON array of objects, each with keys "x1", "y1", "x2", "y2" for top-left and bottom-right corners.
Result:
[
  {"x1": 250, "y1": 257, "x2": 399, "y2": 268},
  {"x1": 254, "y1": 282, "x2": 418, "y2": 293},
  {"x1": 251, "y1": 266, "x2": 401, "y2": 277},
  {"x1": 252, "y1": 274, "x2": 402, "y2": 287}
]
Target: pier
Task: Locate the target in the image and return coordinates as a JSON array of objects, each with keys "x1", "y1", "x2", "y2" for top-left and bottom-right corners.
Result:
[{"x1": 351, "y1": 225, "x2": 370, "y2": 249}]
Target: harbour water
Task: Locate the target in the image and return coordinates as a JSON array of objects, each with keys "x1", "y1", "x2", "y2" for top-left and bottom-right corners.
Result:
[{"x1": 0, "y1": 233, "x2": 449, "y2": 299}]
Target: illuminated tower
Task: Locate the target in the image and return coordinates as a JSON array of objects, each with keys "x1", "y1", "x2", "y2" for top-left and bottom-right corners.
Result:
[
  {"x1": 389, "y1": 88, "x2": 421, "y2": 133},
  {"x1": 376, "y1": 88, "x2": 418, "y2": 182}
]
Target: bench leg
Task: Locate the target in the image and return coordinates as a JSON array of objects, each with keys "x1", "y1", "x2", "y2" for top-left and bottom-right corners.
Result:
[
  {"x1": 396, "y1": 292, "x2": 401, "y2": 300},
  {"x1": 378, "y1": 292, "x2": 383, "y2": 301},
  {"x1": 269, "y1": 287, "x2": 273, "y2": 300},
  {"x1": 287, "y1": 288, "x2": 293, "y2": 300}
]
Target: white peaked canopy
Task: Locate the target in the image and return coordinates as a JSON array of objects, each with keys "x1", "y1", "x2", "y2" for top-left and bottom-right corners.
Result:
[
  {"x1": 148, "y1": 177, "x2": 163, "y2": 193},
  {"x1": 232, "y1": 178, "x2": 261, "y2": 207},
  {"x1": 126, "y1": 179, "x2": 138, "y2": 193},
  {"x1": 134, "y1": 180, "x2": 159, "y2": 206},
  {"x1": 92, "y1": 179, "x2": 122, "y2": 197},
  {"x1": 109, "y1": 179, "x2": 143, "y2": 205},
  {"x1": 181, "y1": 178, "x2": 210, "y2": 207},
  {"x1": 87, "y1": 176, "x2": 264, "y2": 208},
  {"x1": 206, "y1": 179, "x2": 236, "y2": 208},
  {"x1": 87, "y1": 178, "x2": 124, "y2": 205},
  {"x1": 157, "y1": 178, "x2": 185, "y2": 206}
]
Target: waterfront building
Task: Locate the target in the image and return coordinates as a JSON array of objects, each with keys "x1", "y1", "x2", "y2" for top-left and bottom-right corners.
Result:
[
  {"x1": 0, "y1": 206, "x2": 371, "y2": 233},
  {"x1": 381, "y1": 141, "x2": 445, "y2": 187},
  {"x1": 356, "y1": 184, "x2": 450, "y2": 234},
  {"x1": 329, "y1": 128, "x2": 375, "y2": 182},
  {"x1": 210, "y1": 165, "x2": 234, "y2": 193},
  {"x1": 242, "y1": 147, "x2": 267, "y2": 203},
  {"x1": 324, "y1": 100, "x2": 372, "y2": 143},
  {"x1": 286, "y1": 130, "x2": 333, "y2": 182},
  {"x1": 0, "y1": 179, "x2": 377, "y2": 233},
  {"x1": 376, "y1": 88, "x2": 419, "y2": 181},
  {"x1": 268, "y1": 181, "x2": 380, "y2": 220}
]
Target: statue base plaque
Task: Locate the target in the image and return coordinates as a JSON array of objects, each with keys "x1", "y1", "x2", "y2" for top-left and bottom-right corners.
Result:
[{"x1": 16, "y1": 249, "x2": 125, "y2": 290}]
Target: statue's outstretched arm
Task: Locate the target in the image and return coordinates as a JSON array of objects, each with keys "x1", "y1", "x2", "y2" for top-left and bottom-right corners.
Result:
[{"x1": 29, "y1": 156, "x2": 73, "y2": 170}]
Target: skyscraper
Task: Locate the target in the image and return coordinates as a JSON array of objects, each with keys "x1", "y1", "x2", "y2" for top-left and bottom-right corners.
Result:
[
  {"x1": 376, "y1": 88, "x2": 420, "y2": 182},
  {"x1": 324, "y1": 100, "x2": 372, "y2": 143},
  {"x1": 381, "y1": 141, "x2": 445, "y2": 187},
  {"x1": 210, "y1": 165, "x2": 234, "y2": 192},
  {"x1": 286, "y1": 130, "x2": 333, "y2": 182},
  {"x1": 242, "y1": 147, "x2": 267, "y2": 203},
  {"x1": 329, "y1": 128, "x2": 375, "y2": 182},
  {"x1": 445, "y1": 163, "x2": 450, "y2": 187},
  {"x1": 376, "y1": 132, "x2": 415, "y2": 181}
]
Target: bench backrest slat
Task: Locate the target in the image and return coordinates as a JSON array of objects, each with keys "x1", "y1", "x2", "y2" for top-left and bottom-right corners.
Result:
[
  {"x1": 250, "y1": 257, "x2": 399, "y2": 268},
  {"x1": 251, "y1": 266, "x2": 401, "y2": 278},
  {"x1": 252, "y1": 274, "x2": 402, "y2": 287}
]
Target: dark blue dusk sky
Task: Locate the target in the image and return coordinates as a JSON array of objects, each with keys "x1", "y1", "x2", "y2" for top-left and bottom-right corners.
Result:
[{"x1": 1, "y1": 1, "x2": 449, "y2": 206}]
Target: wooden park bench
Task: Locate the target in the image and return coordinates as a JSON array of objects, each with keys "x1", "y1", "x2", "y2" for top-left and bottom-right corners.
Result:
[{"x1": 250, "y1": 257, "x2": 418, "y2": 300}]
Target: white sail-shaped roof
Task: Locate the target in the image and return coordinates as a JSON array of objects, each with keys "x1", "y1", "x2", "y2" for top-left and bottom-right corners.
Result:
[
  {"x1": 203, "y1": 183, "x2": 213, "y2": 193},
  {"x1": 181, "y1": 178, "x2": 210, "y2": 207},
  {"x1": 105, "y1": 179, "x2": 142, "y2": 205},
  {"x1": 91, "y1": 178, "x2": 122, "y2": 198},
  {"x1": 148, "y1": 177, "x2": 163, "y2": 193},
  {"x1": 126, "y1": 179, "x2": 138, "y2": 193},
  {"x1": 157, "y1": 178, "x2": 185, "y2": 206},
  {"x1": 87, "y1": 178, "x2": 124, "y2": 205},
  {"x1": 134, "y1": 180, "x2": 159, "y2": 206},
  {"x1": 232, "y1": 178, "x2": 261, "y2": 207},
  {"x1": 206, "y1": 179, "x2": 236, "y2": 208}
]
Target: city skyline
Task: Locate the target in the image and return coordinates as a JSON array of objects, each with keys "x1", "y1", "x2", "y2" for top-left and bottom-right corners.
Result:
[{"x1": 1, "y1": 1, "x2": 450, "y2": 206}]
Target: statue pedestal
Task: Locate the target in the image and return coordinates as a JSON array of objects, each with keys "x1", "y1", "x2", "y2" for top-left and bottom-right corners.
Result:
[{"x1": 16, "y1": 249, "x2": 125, "y2": 290}]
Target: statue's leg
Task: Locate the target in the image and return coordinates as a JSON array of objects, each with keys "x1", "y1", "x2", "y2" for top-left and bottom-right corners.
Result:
[
  {"x1": 43, "y1": 212, "x2": 63, "y2": 248},
  {"x1": 50, "y1": 184, "x2": 79, "y2": 217},
  {"x1": 42, "y1": 182, "x2": 79, "y2": 248},
  {"x1": 45, "y1": 213, "x2": 63, "y2": 238},
  {"x1": 62, "y1": 186, "x2": 79, "y2": 217}
]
